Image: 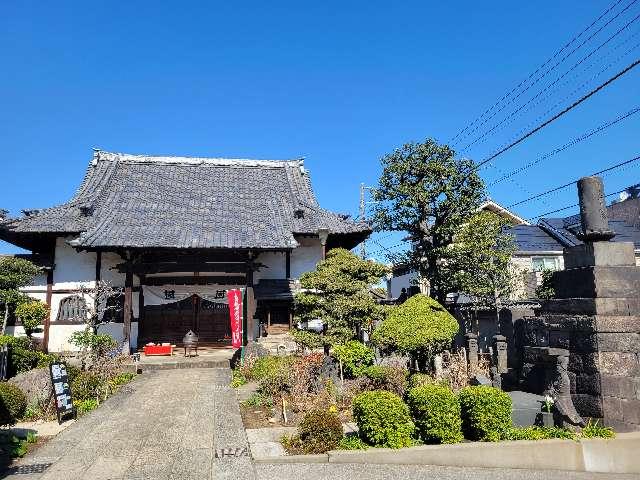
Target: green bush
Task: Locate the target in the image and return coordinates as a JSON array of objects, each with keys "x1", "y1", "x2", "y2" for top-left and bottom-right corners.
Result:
[
  {"x1": 458, "y1": 386, "x2": 512, "y2": 441},
  {"x1": 359, "y1": 365, "x2": 408, "y2": 397},
  {"x1": 371, "y1": 294, "x2": 458, "y2": 365},
  {"x1": 505, "y1": 426, "x2": 576, "y2": 441},
  {"x1": 338, "y1": 434, "x2": 369, "y2": 450},
  {"x1": 296, "y1": 409, "x2": 344, "y2": 454},
  {"x1": 290, "y1": 329, "x2": 323, "y2": 352},
  {"x1": 407, "y1": 372, "x2": 434, "y2": 390},
  {"x1": 108, "y1": 372, "x2": 135, "y2": 393},
  {"x1": 74, "y1": 398, "x2": 98, "y2": 415},
  {"x1": 69, "y1": 331, "x2": 117, "y2": 358},
  {"x1": 231, "y1": 369, "x2": 247, "y2": 388},
  {"x1": 0, "y1": 335, "x2": 50, "y2": 376},
  {"x1": 254, "y1": 356, "x2": 295, "y2": 396},
  {"x1": 352, "y1": 390, "x2": 415, "y2": 448},
  {"x1": 0, "y1": 382, "x2": 27, "y2": 426},
  {"x1": 332, "y1": 341, "x2": 375, "y2": 377},
  {"x1": 14, "y1": 301, "x2": 48, "y2": 335},
  {"x1": 581, "y1": 419, "x2": 615, "y2": 439},
  {"x1": 407, "y1": 383, "x2": 463, "y2": 444},
  {"x1": 71, "y1": 371, "x2": 104, "y2": 402},
  {"x1": 241, "y1": 392, "x2": 273, "y2": 409}
]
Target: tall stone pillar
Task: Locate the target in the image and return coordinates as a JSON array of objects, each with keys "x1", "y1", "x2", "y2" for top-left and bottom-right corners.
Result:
[{"x1": 528, "y1": 176, "x2": 640, "y2": 431}]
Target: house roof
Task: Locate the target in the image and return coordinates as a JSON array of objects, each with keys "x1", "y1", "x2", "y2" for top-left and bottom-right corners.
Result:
[
  {"x1": 479, "y1": 200, "x2": 529, "y2": 226},
  {"x1": 539, "y1": 217, "x2": 640, "y2": 249},
  {"x1": 507, "y1": 224, "x2": 564, "y2": 252},
  {"x1": 1, "y1": 150, "x2": 370, "y2": 250}
]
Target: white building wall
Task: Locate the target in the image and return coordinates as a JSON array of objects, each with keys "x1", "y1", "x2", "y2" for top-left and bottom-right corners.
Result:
[
  {"x1": 290, "y1": 237, "x2": 322, "y2": 279},
  {"x1": 254, "y1": 252, "x2": 287, "y2": 281},
  {"x1": 390, "y1": 271, "x2": 417, "y2": 298}
]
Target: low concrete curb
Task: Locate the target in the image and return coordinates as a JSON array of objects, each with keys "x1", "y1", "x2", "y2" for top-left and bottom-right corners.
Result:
[{"x1": 254, "y1": 432, "x2": 640, "y2": 474}]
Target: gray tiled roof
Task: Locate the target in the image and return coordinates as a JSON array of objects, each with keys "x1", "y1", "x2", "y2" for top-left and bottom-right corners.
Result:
[
  {"x1": 506, "y1": 224, "x2": 564, "y2": 252},
  {"x1": 3, "y1": 151, "x2": 369, "y2": 249}
]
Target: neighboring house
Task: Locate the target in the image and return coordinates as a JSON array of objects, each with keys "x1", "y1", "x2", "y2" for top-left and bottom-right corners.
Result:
[
  {"x1": 387, "y1": 197, "x2": 640, "y2": 300},
  {"x1": 0, "y1": 150, "x2": 370, "y2": 352}
]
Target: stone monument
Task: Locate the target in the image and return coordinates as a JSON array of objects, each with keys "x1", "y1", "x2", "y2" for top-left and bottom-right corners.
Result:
[{"x1": 522, "y1": 176, "x2": 640, "y2": 431}]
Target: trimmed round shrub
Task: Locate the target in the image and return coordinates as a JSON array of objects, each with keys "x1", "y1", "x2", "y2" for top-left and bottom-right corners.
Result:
[
  {"x1": 0, "y1": 382, "x2": 27, "y2": 426},
  {"x1": 371, "y1": 294, "x2": 458, "y2": 364},
  {"x1": 406, "y1": 383, "x2": 463, "y2": 444},
  {"x1": 458, "y1": 385, "x2": 512, "y2": 441},
  {"x1": 14, "y1": 301, "x2": 48, "y2": 335},
  {"x1": 297, "y1": 409, "x2": 344, "y2": 453},
  {"x1": 332, "y1": 341, "x2": 374, "y2": 377},
  {"x1": 352, "y1": 390, "x2": 415, "y2": 448},
  {"x1": 71, "y1": 371, "x2": 104, "y2": 402}
]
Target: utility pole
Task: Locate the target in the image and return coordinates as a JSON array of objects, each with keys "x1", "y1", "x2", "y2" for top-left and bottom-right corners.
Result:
[{"x1": 359, "y1": 183, "x2": 366, "y2": 258}]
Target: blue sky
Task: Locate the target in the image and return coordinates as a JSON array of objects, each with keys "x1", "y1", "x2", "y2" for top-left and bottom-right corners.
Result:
[{"x1": 1, "y1": 1, "x2": 639, "y2": 258}]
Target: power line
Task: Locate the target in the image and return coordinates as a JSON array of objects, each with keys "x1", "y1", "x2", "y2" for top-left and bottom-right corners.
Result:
[
  {"x1": 527, "y1": 188, "x2": 627, "y2": 220},
  {"x1": 448, "y1": 0, "x2": 629, "y2": 146},
  {"x1": 475, "y1": 58, "x2": 640, "y2": 169},
  {"x1": 461, "y1": 15, "x2": 640, "y2": 154},
  {"x1": 488, "y1": 106, "x2": 640, "y2": 186},
  {"x1": 507, "y1": 155, "x2": 640, "y2": 208}
]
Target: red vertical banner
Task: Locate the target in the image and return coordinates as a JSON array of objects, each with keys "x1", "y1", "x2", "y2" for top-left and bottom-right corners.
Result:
[{"x1": 227, "y1": 289, "x2": 243, "y2": 348}]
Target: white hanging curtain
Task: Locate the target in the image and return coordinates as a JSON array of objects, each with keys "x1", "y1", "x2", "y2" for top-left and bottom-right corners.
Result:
[{"x1": 142, "y1": 285, "x2": 233, "y2": 306}]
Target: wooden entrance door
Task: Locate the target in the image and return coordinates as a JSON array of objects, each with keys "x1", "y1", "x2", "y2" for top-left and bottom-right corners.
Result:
[
  {"x1": 141, "y1": 294, "x2": 231, "y2": 346},
  {"x1": 197, "y1": 299, "x2": 232, "y2": 343}
]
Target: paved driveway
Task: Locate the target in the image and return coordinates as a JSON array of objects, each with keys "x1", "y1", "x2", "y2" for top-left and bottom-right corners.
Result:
[
  {"x1": 4, "y1": 368, "x2": 253, "y2": 480},
  {"x1": 4, "y1": 368, "x2": 634, "y2": 480}
]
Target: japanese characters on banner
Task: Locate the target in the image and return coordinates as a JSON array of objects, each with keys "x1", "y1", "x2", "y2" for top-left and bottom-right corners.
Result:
[{"x1": 227, "y1": 289, "x2": 243, "y2": 348}]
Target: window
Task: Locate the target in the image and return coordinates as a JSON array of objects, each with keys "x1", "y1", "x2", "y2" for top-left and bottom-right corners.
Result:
[
  {"x1": 56, "y1": 296, "x2": 88, "y2": 323},
  {"x1": 532, "y1": 257, "x2": 559, "y2": 272}
]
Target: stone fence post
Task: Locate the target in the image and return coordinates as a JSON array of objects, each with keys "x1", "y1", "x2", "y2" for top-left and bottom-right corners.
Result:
[
  {"x1": 465, "y1": 332, "x2": 478, "y2": 373},
  {"x1": 493, "y1": 334, "x2": 508, "y2": 374}
]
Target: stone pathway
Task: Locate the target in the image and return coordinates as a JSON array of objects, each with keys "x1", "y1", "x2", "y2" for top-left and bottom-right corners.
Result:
[{"x1": 3, "y1": 368, "x2": 255, "y2": 480}]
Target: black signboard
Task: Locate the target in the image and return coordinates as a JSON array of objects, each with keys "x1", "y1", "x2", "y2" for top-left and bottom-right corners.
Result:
[{"x1": 49, "y1": 362, "x2": 75, "y2": 424}]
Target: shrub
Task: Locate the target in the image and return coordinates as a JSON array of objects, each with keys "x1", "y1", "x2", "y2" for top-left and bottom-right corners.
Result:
[
  {"x1": 14, "y1": 301, "x2": 48, "y2": 336},
  {"x1": 253, "y1": 356, "x2": 295, "y2": 396},
  {"x1": 0, "y1": 382, "x2": 27, "y2": 426},
  {"x1": 0, "y1": 335, "x2": 50, "y2": 376},
  {"x1": 71, "y1": 371, "x2": 104, "y2": 402},
  {"x1": 332, "y1": 341, "x2": 375, "y2": 377},
  {"x1": 108, "y1": 372, "x2": 135, "y2": 393},
  {"x1": 338, "y1": 434, "x2": 369, "y2": 450},
  {"x1": 296, "y1": 409, "x2": 344, "y2": 454},
  {"x1": 371, "y1": 294, "x2": 458, "y2": 367},
  {"x1": 407, "y1": 372, "x2": 435, "y2": 390},
  {"x1": 69, "y1": 330, "x2": 117, "y2": 358},
  {"x1": 352, "y1": 390, "x2": 415, "y2": 448},
  {"x1": 290, "y1": 329, "x2": 323, "y2": 352},
  {"x1": 359, "y1": 365, "x2": 408, "y2": 397},
  {"x1": 74, "y1": 398, "x2": 98, "y2": 415},
  {"x1": 458, "y1": 385, "x2": 512, "y2": 441},
  {"x1": 505, "y1": 426, "x2": 576, "y2": 441},
  {"x1": 407, "y1": 383, "x2": 463, "y2": 444},
  {"x1": 231, "y1": 369, "x2": 247, "y2": 388},
  {"x1": 241, "y1": 392, "x2": 273, "y2": 409},
  {"x1": 581, "y1": 419, "x2": 615, "y2": 439}
]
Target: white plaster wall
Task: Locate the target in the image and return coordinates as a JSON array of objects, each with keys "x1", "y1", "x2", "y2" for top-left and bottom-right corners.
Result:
[
  {"x1": 53, "y1": 237, "x2": 96, "y2": 289},
  {"x1": 290, "y1": 237, "x2": 322, "y2": 279},
  {"x1": 101, "y1": 251, "x2": 126, "y2": 286},
  {"x1": 390, "y1": 271, "x2": 417, "y2": 298},
  {"x1": 255, "y1": 252, "x2": 287, "y2": 281}
]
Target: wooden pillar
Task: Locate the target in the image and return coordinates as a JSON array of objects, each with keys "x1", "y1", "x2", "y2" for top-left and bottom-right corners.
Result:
[
  {"x1": 288, "y1": 308, "x2": 293, "y2": 330},
  {"x1": 42, "y1": 269, "x2": 53, "y2": 353},
  {"x1": 95, "y1": 251, "x2": 102, "y2": 282},
  {"x1": 285, "y1": 251, "x2": 291, "y2": 279},
  {"x1": 138, "y1": 275, "x2": 145, "y2": 350},
  {"x1": 267, "y1": 308, "x2": 271, "y2": 333},
  {"x1": 123, "y1": 265, "x2": 133, "y2": 355}
]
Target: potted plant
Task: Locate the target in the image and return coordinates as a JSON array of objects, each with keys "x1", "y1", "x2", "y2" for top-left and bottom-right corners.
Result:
[{"x1": 537, "y1": 395, "x2": 554, "y2": 427}]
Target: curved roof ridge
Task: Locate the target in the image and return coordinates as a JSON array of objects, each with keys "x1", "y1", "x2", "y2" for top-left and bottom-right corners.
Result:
[{"x1": 94, "y1": 150, "x2": 305, "y2": 168}]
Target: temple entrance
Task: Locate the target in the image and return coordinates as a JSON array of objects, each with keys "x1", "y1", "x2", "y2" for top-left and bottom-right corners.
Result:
[{"x1": 140, "y1": 294, "x2": 232, "y2": 346}]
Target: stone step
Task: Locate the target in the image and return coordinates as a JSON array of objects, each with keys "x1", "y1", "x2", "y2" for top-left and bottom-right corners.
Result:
[{"x1": 134, "y1": 358, "x2": 231, "y2": 371}]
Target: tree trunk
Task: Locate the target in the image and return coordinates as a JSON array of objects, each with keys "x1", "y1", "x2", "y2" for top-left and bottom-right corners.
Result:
[{"x1": 2, "y1": 304, "x2": 8, "y2": 335}]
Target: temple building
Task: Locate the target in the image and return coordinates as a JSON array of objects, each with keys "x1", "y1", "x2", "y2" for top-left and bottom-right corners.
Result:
[{"x1": 0, "y1": 150, "x2": 369, "y2": 352}]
